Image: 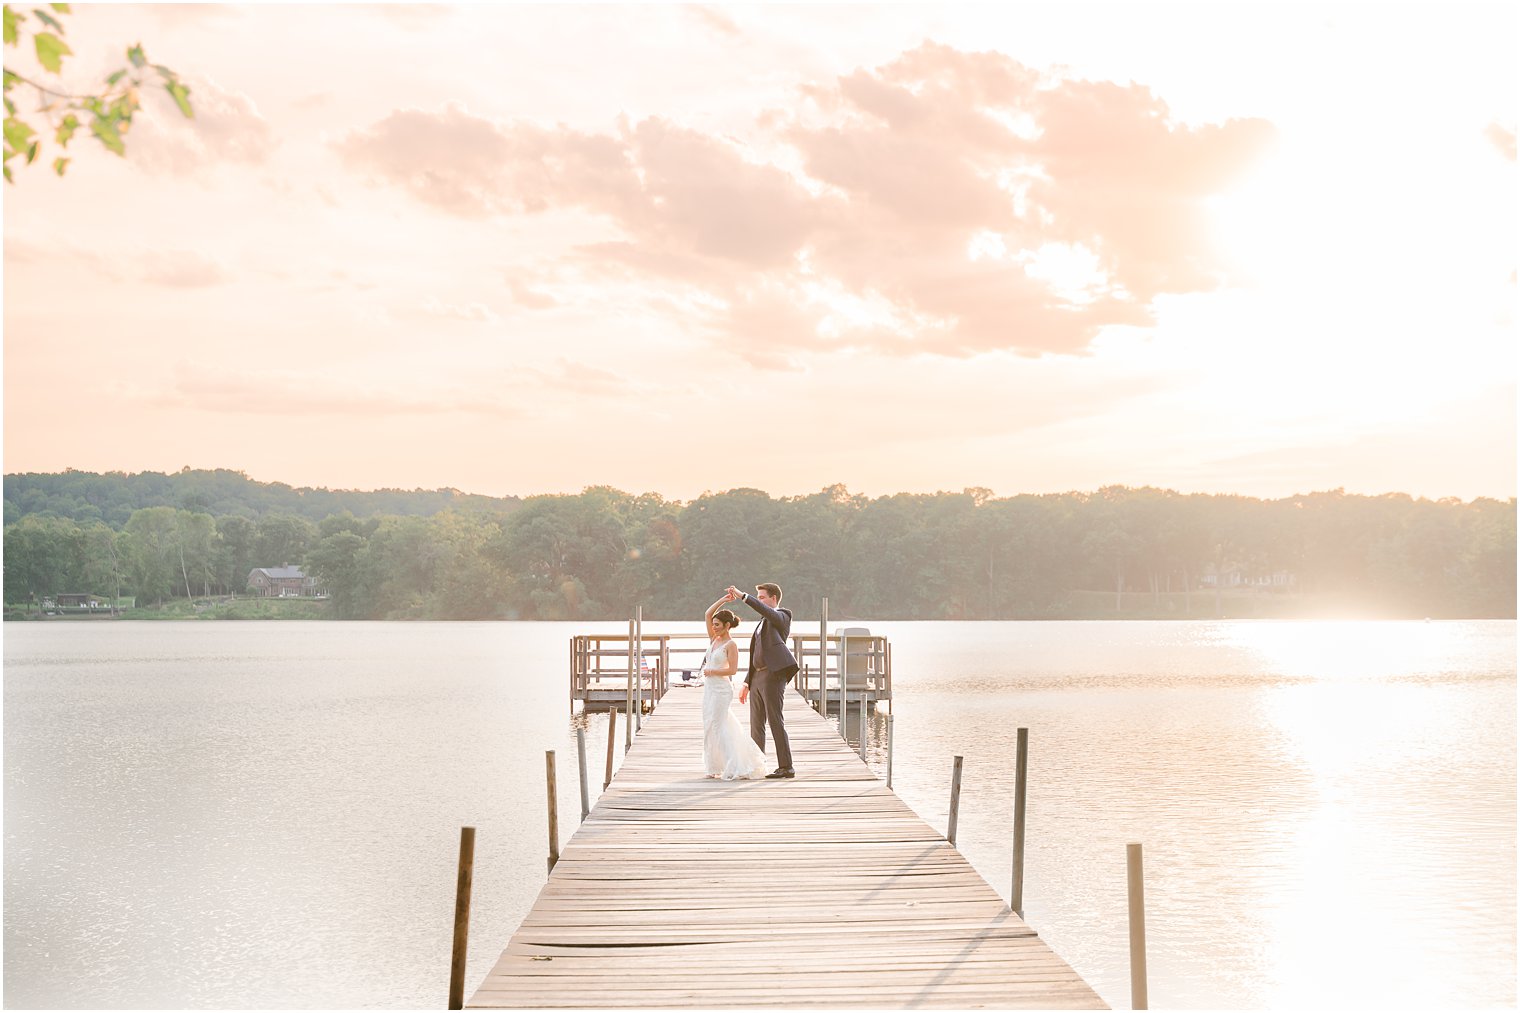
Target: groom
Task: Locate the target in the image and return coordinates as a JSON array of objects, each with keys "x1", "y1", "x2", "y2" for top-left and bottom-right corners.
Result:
[{"x1": 730, "y1": 582, "x2": 799, "y2": 779}]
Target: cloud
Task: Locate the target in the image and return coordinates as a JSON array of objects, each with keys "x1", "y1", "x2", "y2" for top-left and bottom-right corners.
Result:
[
  {"x1": 1484, "y1": 122, "x2": 1516, "y2": 161},
  {"x1": 142, "y1": 249, "x2": 230, "y2": 287},
  {"x1": 4, "y1": 237, "x2": 127, "y2": 281},
  {"x1": 146, "y1": 365, "x2": 523, "y2": 420},
  {"x1": 291, "y1": 91, "x2": 335, "y2": 111},
  {"x1": 353, "y1": 3, "x2": 454, "y2": 29},
  {"x1": 517, "y1": 359, "x2": 634, "y2": 398},
  {"x1": 506, "y1": 278, "x2": 558, "y2": 309},
  {"x1": 336, "y1": 43, "x2": 1275, "y2": 362},
  {"x1": 145, "y1": 5, "x2": 238, "y2": 28},
  {"x1": 688, "y1": 5, "x2": 742, "y2": 37},
  {"x1": 418, "y1": 296, "x2": 499, "y2": 323},
  {"x1": 335, "y1": 107, "x2": 819, "y2": 267},
  {"x1": 130, "y1": 77, "x2": 276, "y2": 174}
]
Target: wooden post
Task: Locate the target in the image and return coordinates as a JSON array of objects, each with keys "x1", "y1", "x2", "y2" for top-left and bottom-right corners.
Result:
[
  {"x1": 603, "y1": 709, "x2": 617, "y2": 790},
  {"x1": 659, "y1": 636, "x2": 670, "y2": 704},
  {"x1": 625, "y1": 619, "x2": 635, "y2": 745},
  {"x1": 819, "y1": 597, "x2": 828, "y2": 716},
  {"x1": 634, "y1": 605, "x2": 643, "y2": 728},
  {"x1": 447, "y1": 826, "x2": 475, "y2": 1010},
  {"x1": 947, "y1": 755, "x2": 964, "y2": 846},
  {"x1": 1011, "y1": 727, "x2": 1028, "y2": 917},
  {"x1": 858, "y1": 689, "x2": 867, "y2": 761},
  {"x1": 545, "y1": 750, "x2": 560, "y2": 873},
  {"x1": 1128, "y1": 842, "x2": 1148, "y2": 1010},
  {"x1": 886, "y1": 714, "x2": 894, "y2": 788},
  {"x1": 837, "y1": 625, "x2": 846, "y2": 734},
  {"x1": 576, "y1": 727, "x2": 590, "y2": 822}
]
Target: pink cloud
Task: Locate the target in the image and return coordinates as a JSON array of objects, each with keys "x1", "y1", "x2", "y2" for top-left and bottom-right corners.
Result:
[
  {"x1": 1485, "y1": 122, "x2": 1516, "y2": 161},
  {"x1": 145, "y1": 365, "x2": 524, "y2": 420},
  {"x1": 336, "y1": 42, "x2": 1274, "y2": 362},
  {"x1": 688, "y1": 5, "x2": 741, "y2": 37},
  {"x1": 416, "y1": 297, "x2": 499, "y2": 323},
  {"x1": 142, "y1": 249, "x2": 229, "y2": 287},
  {"x1": 506, "y1": 278, "x2": 558, "y2": 309},
  {"x1": 131, "y1": 77, "x2": 276, "y2": 175}
]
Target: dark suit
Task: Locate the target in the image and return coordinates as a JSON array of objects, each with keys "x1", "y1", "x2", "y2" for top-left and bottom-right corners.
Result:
[{"x1": 739, "y1": 593, "x2": 799, "y2": 770}]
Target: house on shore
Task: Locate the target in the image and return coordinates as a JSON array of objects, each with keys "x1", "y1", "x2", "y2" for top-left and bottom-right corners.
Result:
[
  {"x1": 247, "y1": 566, "x2": 325, "y2": 598},
  {"x1": 1199, "y1": 566, "x2": 1297, "y2": 590},
  {"x1": 55, "y1": 593, "x2": 111, "y2": 608}
]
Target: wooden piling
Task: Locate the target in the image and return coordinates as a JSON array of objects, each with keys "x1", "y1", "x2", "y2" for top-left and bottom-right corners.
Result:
[
  {"x1": 575, "y1": 727, "x2": 589, "y2": 823},
  {"x1": 886, "y1": 713, "x2": 894, "y2": 788},
  {"x1": 624, "y1": 618, "x2": 634, "y2": 748},
  {"x1": 858, "y1": 691, "x2": 867, "y2": 761},
  {"x1": 634, "y1": 605, "x2": 643, "y2": 728},
  {"x1": 818, "y1": 596, "x2": 829, "y2": 716},
  {"x1": 947, "y1": 754, "x2": 964, "y2": 846},
  {"x1": 837, "y1": 617, "x2": 846, "y2": 732},
  {"x1": 545, "y1": 751, "x2": 560, "y2": 873},
  {"x1": 1011, "y1": 727, "x2": 1028, "y2": 918},
  {"x1": 1128, "y1": 842, "x2": 1148, "y2": 1010},
  {"x1": 603, "y1": 710, "x2": 616, "y2": 790},
  {"x1": 447, "y1": 825, "x2": 475, "y2": 1011}
]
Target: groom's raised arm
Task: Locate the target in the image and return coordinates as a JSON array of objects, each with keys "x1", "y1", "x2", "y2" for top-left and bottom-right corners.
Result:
[{"x1": 735, "y1": 590, "x2": 791, "y2": 637}]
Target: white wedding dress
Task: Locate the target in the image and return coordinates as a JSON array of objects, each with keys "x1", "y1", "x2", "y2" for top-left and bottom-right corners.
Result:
[{"x1": 701, "y1": 639, "x2": 768, "y2": 780}]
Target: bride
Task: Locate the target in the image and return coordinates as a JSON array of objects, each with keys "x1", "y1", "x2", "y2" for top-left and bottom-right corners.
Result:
[{"x1": 701, "y1": 591, "x2": 769, "y2": 780}]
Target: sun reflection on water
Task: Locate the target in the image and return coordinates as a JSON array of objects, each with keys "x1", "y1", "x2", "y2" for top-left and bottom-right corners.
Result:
[
  {"x1": 1246, "y1": 623, "x2": 1516, "y2": 1009},
  {"x1": 1222, "y1": 619, "x2": 1488, "y2": 683}
]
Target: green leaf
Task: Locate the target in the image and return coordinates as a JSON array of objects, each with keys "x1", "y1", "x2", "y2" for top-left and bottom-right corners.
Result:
[
  {"x1": 33, "y1": 30, "x2": 69, "y2": 72},
  {"x1": 49, "y1": 2, "x2": 69, "y2": 11},
  {"x1": 107, "y1": 95, "x2": 135, "y2": 129},
  {"x1": 90, "y1": 113, "x2": 123, "y2": 155},
  {"x1": 165, "y1": 79, "x2": 191, "y2": 118},
  {"x1": 24, "y1": 138, "x2": 36, "y2": 163},
  {"x1": 51, "y1": 153, "x2": 66, "y2": 175},
  {"x1": 105, "y1": 68, "x2": 125, "y2": 86},
  {"x1": 3, "y1": 114, "x2": 34, "y2": 151},
  {"x1": 4, "y1": 69, "x2": 20, "y2": 90},
  {"x1": 32, "y1": 7, "x2": 61, "y2": 32},
  {"x1": 4, "y1": 164, "x2": 12, "y2": 183},
  {"x1": 3, "y1": 98, "x2": 12, "y2": 116},
  {"x1": 3, "y1": 6, "x2": 20, "y2": 46},
  {"x1": 54, "y1": 110, "x2": 75, "y2": 145},
  {"x1": 126, "y1": 43, "x2": 144, "y2": 68}
]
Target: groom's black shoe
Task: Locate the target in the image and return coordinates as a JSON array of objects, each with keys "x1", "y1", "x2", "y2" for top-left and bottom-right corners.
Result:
[{"x1": 765, "y1": 767, "x2": 796, "y2": 779}]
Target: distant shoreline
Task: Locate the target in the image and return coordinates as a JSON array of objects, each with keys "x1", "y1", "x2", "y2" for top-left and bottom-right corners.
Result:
[{"x1": 6, "y1": 593, "x2": 1512, "y2": 623}]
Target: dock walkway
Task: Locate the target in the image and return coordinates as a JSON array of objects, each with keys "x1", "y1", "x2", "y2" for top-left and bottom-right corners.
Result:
[{"x1": 468, "y1": 687, "x2": 1105, "y2": 1009}]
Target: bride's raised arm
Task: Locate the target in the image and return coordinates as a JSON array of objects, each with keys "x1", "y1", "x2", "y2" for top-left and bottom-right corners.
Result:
[{"x1": 703, "y1": 591, "x2": 735, "y2": 640}]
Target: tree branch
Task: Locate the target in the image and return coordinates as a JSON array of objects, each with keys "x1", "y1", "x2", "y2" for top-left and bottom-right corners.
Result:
[{"x1": 4, "y1": 69, "x2": 93, "y2": 102}]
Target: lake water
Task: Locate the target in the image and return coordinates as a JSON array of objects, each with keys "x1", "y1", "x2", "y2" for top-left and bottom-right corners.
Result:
[{"x1": 4, "y1": 620, "x2": 1514, "y2": 1009}]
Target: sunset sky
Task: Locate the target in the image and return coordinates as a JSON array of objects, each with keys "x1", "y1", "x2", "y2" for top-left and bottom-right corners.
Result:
[{"x1": 3, "y1": 3, "x2": 1515, "y2": 503}]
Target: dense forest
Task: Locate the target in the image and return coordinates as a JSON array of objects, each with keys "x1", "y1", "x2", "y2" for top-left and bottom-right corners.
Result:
[{"x1": 3, "y1": 469, "x2": 1515, "y2": 620}]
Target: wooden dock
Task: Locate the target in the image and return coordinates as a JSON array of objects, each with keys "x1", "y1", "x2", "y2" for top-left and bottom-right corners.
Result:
[
  {"x1": 468, "y1": 687, "x2": 1106, "y2": 1009},
  {"x1": 571, "y1": 629, "x2": 892, "y2": 714}
]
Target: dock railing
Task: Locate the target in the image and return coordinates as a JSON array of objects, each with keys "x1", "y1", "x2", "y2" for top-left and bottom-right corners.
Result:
[
  {"x1": 571, "y1": 623, "x2": 892, "y2": 716},
  {"x1": 790, "y1": 631, "x2": 892, "y2": 713},
  {"x1": 569, "y1": 633, "x2": 686, "y2": 714}
]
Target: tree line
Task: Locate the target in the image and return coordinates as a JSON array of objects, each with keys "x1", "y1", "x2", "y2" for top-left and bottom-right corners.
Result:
[
  {"x1": 3, "y1": 472, "x2": 1514, "y2": 619},
  {"x1": 4, "y1": 468, "x2": 519, "y2": 527}
]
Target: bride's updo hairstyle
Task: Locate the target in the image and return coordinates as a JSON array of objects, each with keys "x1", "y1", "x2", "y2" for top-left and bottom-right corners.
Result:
[{"x1": 713, "y1": 609, "x2": 739, "y2": 629}]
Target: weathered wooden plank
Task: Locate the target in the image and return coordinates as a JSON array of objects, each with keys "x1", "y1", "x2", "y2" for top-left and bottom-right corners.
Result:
[{"x1": 467, "y1": 688, "x2": 1105, "y2": 1010}]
